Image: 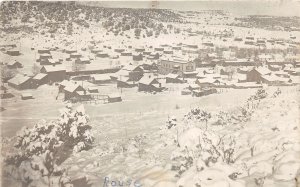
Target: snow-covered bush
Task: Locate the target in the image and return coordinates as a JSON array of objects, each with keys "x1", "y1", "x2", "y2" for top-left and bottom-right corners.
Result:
[
  {"x1": 171, "y1": 127, "x2": 237, "y2": 176},
  {"x1": 4, "y1": 104, "x2": 94, "y2": 187},
  {"x1": 272, "y1": 88, "x2": 282, "y2": 98},
  {"x1": 184, "y1": 108, "x2": 212, "y2": 130}
]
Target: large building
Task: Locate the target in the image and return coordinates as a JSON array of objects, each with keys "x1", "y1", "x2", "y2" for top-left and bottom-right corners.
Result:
[{"x1": 158, "y1": 56, "x2": 196, "y2": 77}]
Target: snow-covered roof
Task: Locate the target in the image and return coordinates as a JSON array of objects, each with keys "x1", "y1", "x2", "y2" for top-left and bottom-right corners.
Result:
[
  {"x1": 255, "y1": 67, "x2": 271, "y2": 75},
  {"x1": 91, "y1": 74, "x2": 111, "y2": 81},
  {"x1": 64, "y1": 83, "x2": 84, "y2": 93},
  {"x1": 139, "y1": 75, "x2": 158, "y2": 85},
  {"x1": 8, "y1": 74, "x2": 31, "y2": 85},
  {"x1": 33, "y1": 73, "x2": 47, "y2": 80},
  {"x1": 42, "y1": 65, "x2": 66, "y2": 72},
  {"x1": 166, "y1": 73, "x2": 180, "y2": 79}
]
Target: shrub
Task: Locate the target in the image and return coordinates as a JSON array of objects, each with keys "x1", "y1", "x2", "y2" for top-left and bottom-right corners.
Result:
[{"x1": 4, "y1": 104, "x2": 94, "y2": 187}]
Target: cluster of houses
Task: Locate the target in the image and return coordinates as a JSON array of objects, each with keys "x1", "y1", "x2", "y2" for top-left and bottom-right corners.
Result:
[{"x1": 2, "y1": 38, "x2": 300, "y2": 101}]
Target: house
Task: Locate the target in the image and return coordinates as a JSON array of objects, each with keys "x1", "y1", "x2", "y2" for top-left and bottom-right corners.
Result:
[
  {"x1": 268, "y1": 65, "x2": 282, "y2": 71},
  {"x1": 40, "y1": 65, "x2": 66, "y2": 83},
  {"x1": 75, "y1": 57, "x2": 91, "y2": 64},
  {"x1": 163, "y1": 49, "x2": 173, "y2": 54},
  {"x1": 154, "y1": 47, "x2": 164, "y2": 52},
  {"x1": 133, "y1": 53, "x2": 143, "y2": 61},
  {"x1": 135, "y1": 47, "x2": 145, "y2": 52},
  {"x1": 7, "y1": 61, "x2": 23, "y2": 69},
  {"x1": 41, "y1": 58, "x2": 61, "y2": 66},
  {"x1": 121, "y1": 52, "x2": 132, "y2": 56},
  {"x1": 87, "y1": 87, "x2": 99, "y2": 93},
  {"x1": 196, "y1": 78, "x2": 221, "y2": 88},
  {"x1": 119, "y1": 65, "x2": 144, "y2": 82},
  {"x1": 246, "y1": 67, "x2": 271, "y2": 83},
  {"x1": 147, "y1": 52, "x2": 160, "y2": 60},
  {"x1": 159, "y1": 56, "x2": 196, "y2": 76},
  {"x1": 261, "y1": 75, "x2": 292, "y2": 86},
  {"x1": 37, "y1": 54, "x2": 52, "y2": 63},
  {"x1": 8, "y1": 74, "x2": 32, "y2": 90},
  {"x1": 138, "y1": 75, "x2": 164, "y2": 92},
  {"x1": 32, "y1": 73, "x2": 48, "y2": 88},
  {"x1": 90, "y1": 74, "x2": 112, "y2": 84},
  {"x1": 21, "y1": 93, "x2": 33, "y2": 100},
  {"x1": 70, "y1": 53, "x2": 82, "y2": 59},
  {"x1": 108, "y1": 93, "x2": 122, "y2": 103},
  {"x1": 140, "y1": 61, "x2": 158, "y2": 72},
  {"x1": 192, "y1": 88, "x2": 217, "y2": 97},
  {"x1": 7, "y1": 49, "x2": 20, "y2": 56},
  {"x1": 63, "y1": 82, "x2": 87, "y2": 101},
  {"x1": 114, "y1": 48, "x2": 125, "y2": 53},
  {"x1": 38, "y1": 48, "x2": 50, "y2": 54},
  {"x1": 237, "y1": 67, "x2": 250, "y2": 74},
  {"x1": 65, "y1": 48, "x2": 77, "y2": 54},
  {"x1": 91, "y1": 48, "x2": 102, "y2": 54},
  {"x1": 166, "y1": 73, "x2": 185, "y2": 83},
  {"x1": 187, "y1": 84, "x2": 199, "y2": 91},
  {"x1": 97, "y1": 52, "x2": 109, "y2": 58}
]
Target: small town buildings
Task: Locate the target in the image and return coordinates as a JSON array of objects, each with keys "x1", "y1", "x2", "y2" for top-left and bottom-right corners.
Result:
[
  {"x1": 7, "y1": 61, "x2": 23, "y2": 69},
  {"x1": 70, "y1": 52, "x2": 82, "y2": 59},
  {"x1": 7, "y1": 49, "x2": 20, "y2": 56},
  {"x1": 135, "y1": 47, "x2": 145, "y2": 52},
  {"x1": 114, "y1": 48, "x2": 125, "y2": 53},
  {"x1": 159, "y1": 56, "x2": 196, "y2": 77},
  {"x1": 147, "y1": 52, "x2": 160, "y2": 60},
  {"x1": 97, "y1": 52, "x2": 109, "y2": 58},
  {"x1": 91, "y1": 48, "x2": 102, "y2": 54},
  {"x1": 38, "y1": 54, "x2": 52, "y2": 63},
  {"x1": 188, "y1": 83, "x2": 200, "y2": 91},
  {"x1": 41, "y1": 58, "x2": 61, "y2": 66},
  {"x1": 237, "y1": 67, "x2": 251, "y2": 74},
  {"x1": 90, "y1": 74, "x2": 112, "y2": 84},
  {"x1": 75, "y1": 57, "x2": 91, "y2": 64},
  {"x1": 140, "y1": 61, "x2": 158, "y2": 72},
  {"x1": 40, "y1": 65, "x2": 66, "y2": 83},
  {"x1": 268, "y1": 65, "x2": 281, "y2": 71},
  {"x1": 108, "y1": 93, "x2": 122, "y2": 103},
  {"x1": 8, "y1": 74, "x2": 32, "y2": 90},
  {"x1": 154, "y1": 47, "x2": 164, "y2": 52},
  {"x1": 120, "y1": 65, "x2": 144, "y2": 82},
  {"x1": 138, "y1": 75, "x2": 164, "y2": 92},
  {"x1": 65, "y1": 48, "x2": 77, "y2": 54},
  {"x1": 166, "y1": 73, "x2": 185, "y2": 83},
  {"x1": 192, "y1": 88, "x2": 217, "y2": 97},
  {"x1": 196, "y1": 78, "x2": 221, "y2": 88},
  {"x1": 261, "y1": 75, "x2": 292, "y2": 86},
  {"x1": 133, "y1": 53, "x2": 143, "y2": 61},
  {"x1": 38, "y1": 48, "x2": 50, "y2": 54},
  {"x1": 246, "y1": 67, "x2": 271, "y2": 82},
  {"x1": 21, "y1": 93, "x2": 33, "y2": 100},
  {"x1": 87, "y1": 87, "x2": 99, "y2": 93},
  {"x1": 32, "y1": 73, "x2": 48, "y2": 88},
  {"x1": 63, "y1": 82, "x2": 87, "y2": 101},
  {"x1": 121, "y1": 51, "x2": 132, "y2": 56}
]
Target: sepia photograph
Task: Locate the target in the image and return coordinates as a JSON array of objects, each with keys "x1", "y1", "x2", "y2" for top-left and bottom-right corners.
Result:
[{"x1": 0, "y1": 0, "x2": 300, "y2": 186}]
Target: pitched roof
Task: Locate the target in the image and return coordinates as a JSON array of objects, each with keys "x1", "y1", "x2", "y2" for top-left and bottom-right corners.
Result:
[
  {"x1": 255, "y1": 67, "x2": 271, "y2": 75},
  {"x1": 33, "y1": 73, "x2": 47, "y2": 80},
  {"x1": 139, "y1": 75, "x2": 158, "y2": 85},
  {"x1": 42, "y1": 65, "x2": 66, "y2": 73},
  {"x1": 91, "y1": 74, "x2": 111, "y2": 81},
  {"x1": 122, "y1": 65, "x2": 141, "y2": 71},
  {"x1": 7, "y1": 61, "x2": 21, "y2": 66},
  {"x1": 8, "y1": 74, "x2": 31, "y2": 85},
  {"x1": 64, "y1": 83, "x2": 84, "y2": 93},
  {"x1": 166, "y1": 73, "x2": 180, "y2": 79}
]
